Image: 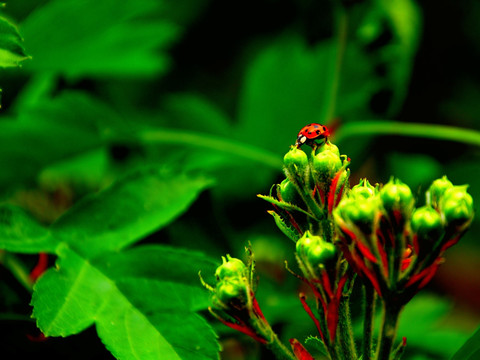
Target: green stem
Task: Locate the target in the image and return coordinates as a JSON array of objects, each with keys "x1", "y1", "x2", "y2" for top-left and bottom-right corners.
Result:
[
  {"x1": 375, "y1": 302, "x2": 402, "y2": 360},
  {"x1": 334, "y1": 121, "x2": 480, "y2": 148},
  {"x1": 362, "y1": 284, "x2": 376, "y2": 360},
  {"x1": 338, "y1": 294, "x2": 357, "y2": 360},
  {"x1": 0, "y1": 251, "x2": 33, "y2": 292},
  {"x1": 138, "y1": 128, "x2": 283, "y2": 169},
  {"x1": 266, "y1": 333, "x2": 297, "y2": 360}
]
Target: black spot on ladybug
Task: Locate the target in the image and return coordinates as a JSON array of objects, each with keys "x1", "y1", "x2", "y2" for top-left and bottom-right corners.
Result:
[
  {"x1": 316, "y1": 130, "x2": 320, "y2": 134},
  {"x1": 322, "y1": 126, "x2": 326, "y2": 130}
]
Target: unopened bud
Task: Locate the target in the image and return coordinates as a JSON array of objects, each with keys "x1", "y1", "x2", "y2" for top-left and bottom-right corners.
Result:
[
  {"x1": 296, "y1": 231, "x2": 336, "y2": 268},
  {"x1": 215, "y1": 255, "x2": 247, "y2": 280},
  {"x1": 215, "y1": 277, "x2": 248, "y2": 307},
  {"x1": 278, "y1": 178, "x2": 300, "y2": 204},
  {"x1": 411, "y1": 206, "x2": 443, "y2": 245},
  {"x1": 379, "y1": 178, "x2": 414, "y2": 221},
  {"x1": 337, "y1": 196, "x2": 379, "y2": 234},
  {"x1": 312, "y1": 149, "x2": 342, "y2": 180},
  {"x1": 440, "y1": 186, "x2": 474, "y2": 227},
  {"x1": 350, "y1": 179, "x2": 377, "y2": 199},
  {"x1": 426, "y1": 176, "x2": 453, "y2": 208},
  {"x1": 316, "y1": 141, "x2": 340, "y2": 157},
  {"x1": 284, "y1": 146, "x2": 308, "y2": 172}
]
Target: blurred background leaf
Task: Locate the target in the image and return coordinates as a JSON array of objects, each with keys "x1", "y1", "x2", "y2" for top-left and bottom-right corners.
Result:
[
  {"x1": 0, "y1": 0, "x2": 479, "y2": 359},
  {"x1": 20, "y1": 0, "x2": 179, "y2": 78}
]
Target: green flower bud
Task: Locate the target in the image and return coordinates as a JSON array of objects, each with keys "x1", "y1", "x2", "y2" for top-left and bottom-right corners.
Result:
[
  {"x1": 215, "y1": 255, "x2": 247, "y2": 280},
  {"x1": 426, "y1": 176, "x2": 453, "y2": 208},
  {"x1": 278, "y1": 178, "x2": 300, "y2": 203},
  {"x1": 306, "y1": 241, "x2": 337, "y2": 266},
  {"x1": 411, "y1": 206, "x2": 443, "y2": 244},
  {"x1": 440, "y1": 186, "x2": 474, "y2": 226},
  {"x1": 316, "y1": 141, "x2": 340, "y2": 157},
  {"x1": 296, "y1": 230, "x2": 316, "y2": 257},
  {"x1": 296, "y1": 231, "x2": 336, "y2": 267},
  {"x1": 350, "y1": 179, "x2": 377, "y2": 199},
  {"x1": 379, "y1": 178, "x2": 414, "y2": 220},
  {"x1": 338, "y1": 196, "x2": 379, "y2": 234},
  {"x1": 284, "y1": 146, "x2": 308, "y2": 172},
  {"x1": 215, "y1": 277, "x2": 247, "y2": 306},
  {"x1": 312, "y1": 149, "x2": 342, "y2": 180}
]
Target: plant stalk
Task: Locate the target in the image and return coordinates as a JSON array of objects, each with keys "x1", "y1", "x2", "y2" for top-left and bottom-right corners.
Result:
[
  {"x1": 266, "y1": 333, "x2": 297, "y2": 360},
  {"x1": 338, "y1": 294, "x2": 357, "y2": 360},
  {"x1": 375, "y1": 302, "x2": 402, "y2": 360},
  {"x1": 362, "y1": 284, "x2": 376, "y2": 360}
]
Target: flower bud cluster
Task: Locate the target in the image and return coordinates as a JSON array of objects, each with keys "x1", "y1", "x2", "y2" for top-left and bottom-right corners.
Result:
[
  {"x1": 259, "y1": 141, "x2": 350, "y2": 242},
  {"x1": 334, "y1": 176, "x2": 474, "y2": 303},
  {"x1": 200, "y1": 250, "x2": 275, "y2": 345}
]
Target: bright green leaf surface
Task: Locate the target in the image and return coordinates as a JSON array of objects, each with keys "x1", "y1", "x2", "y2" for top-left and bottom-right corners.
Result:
[
  {"x1": 32, "y1": 245, "x2": 110, "y2": 336},
  {"x1": 33, "y1": 244, "x2": 219, "y2": 359},
  {"x1": 0, "y1": 15, "x2": 29, "y2": 67},
  {"x1": 20, "y1": 0, "x2": 179, "y2": 77},
  {"x1": 52, "y1": 169, "x2": 212, "y2": 257},
  {"x1": 0, "y1": 205, "x2": 58, "y2": 253}
]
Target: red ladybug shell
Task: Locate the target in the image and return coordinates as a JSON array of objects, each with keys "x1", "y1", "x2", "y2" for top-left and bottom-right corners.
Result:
[{"x1": 296, "y1": 123, "x2": 330, "y2": 147}]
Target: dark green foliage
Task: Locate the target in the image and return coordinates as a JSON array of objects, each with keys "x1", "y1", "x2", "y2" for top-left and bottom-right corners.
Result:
[{"x1": 0, "y1": 0, "x2": 479, "y2": 359}]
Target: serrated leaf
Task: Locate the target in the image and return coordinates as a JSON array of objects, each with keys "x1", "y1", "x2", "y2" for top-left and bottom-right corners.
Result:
[
  {"x1": 33, "y1": 244, "x2": 220, "y2": 360},
  {"x1": 451, "y1": 325, "x2": 480, "y2": 360},
  {"x1": 304, "y1": 336, "x2": 328, "y2": 356},
  {"x1": 257, "y1": 194, "x2": 315, "y2": 219},
  {"x1": 267, "y1": 210, "x2": 300, "y2": 243},
  {"x1": 52, "y1": 169, "x2": 212, "y2": 257},
  {"x1": 0, "y1": 205, "x2": 58, "y2": 253},
  {"x1": 0, "y1": 15, "x2": 29, "y2": 67},
  {"x1": 21, "y1": 0, "x2": 179, "y2": 78}
]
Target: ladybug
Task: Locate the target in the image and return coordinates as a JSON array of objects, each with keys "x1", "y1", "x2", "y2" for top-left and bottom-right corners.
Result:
[{"x1": 295, "y1": 123, "x2": 330, "y2": 148}]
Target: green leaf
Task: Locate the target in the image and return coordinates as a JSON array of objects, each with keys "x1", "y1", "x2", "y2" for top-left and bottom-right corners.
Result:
[
  {"x1": 51, "y1": 169, "x2": 212, "y2": 257},
  {"x1": 21, "y1": 0, "x2": 179, "y2": 78},
  {"x1": 33, "y1": 244, "x2": 220, "y2": 359},
  {"x1": 162, "y1": 94, "x2": 232, "y2": 136},
  {"x1": 451, "y1": 325, "x2": 480, "y2": 360},
  {"x1": 0, "y1": 92, "x2": 117, "y2": 192},
  {"x1": 237, "y1": 35, "x2": 337, "y2": 152},
  {"x1": 29, "y1": 170, "x2": 219, "y2": 358},
  {"x1": 0, "y1": 15, "x2": 29, "y2": 67},
  {"x1": 0, "y1": 205, "x2": 58, "y2": 253},
  {"x1": 267, "y1": 210, "x2": 300, "y2": 243},
  {"x1": 304, "y1": 336, "x2": 328, "y2": 357}
]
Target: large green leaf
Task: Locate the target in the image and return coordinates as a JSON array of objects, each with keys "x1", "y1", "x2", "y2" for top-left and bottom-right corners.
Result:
[
  {"x1": 24, "y1": 169, "x2": 220, "y2": 359},
  {"x1": 0, "y1": 92, "x2": 117, "y2": 191},
  {"x1": 33, "y1": 244, "x2": 220, "y2": 360},
  {"x1": 52, "y1": 169, "x2": 212, "y2": 257},
  {"x1": 236, "y1": 35, "x2": 337, "y2": 152},
  {"x1": 451, "y1": 325, "x2": 480, "y2": 360},
  {"x1": 20, "y1": 0, "x2": 179, "y2": 78},
  {"x1": 0, "y1": 14, "x2": 29, "y2": 67}
]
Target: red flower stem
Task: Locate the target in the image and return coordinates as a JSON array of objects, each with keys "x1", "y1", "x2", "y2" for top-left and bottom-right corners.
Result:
[
  {"x1": 299, "y1": 293, "x2": 326, "y2": 344},
  {"x1": 29, "y1": 253, "x2": 48, "y2": 282}
]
